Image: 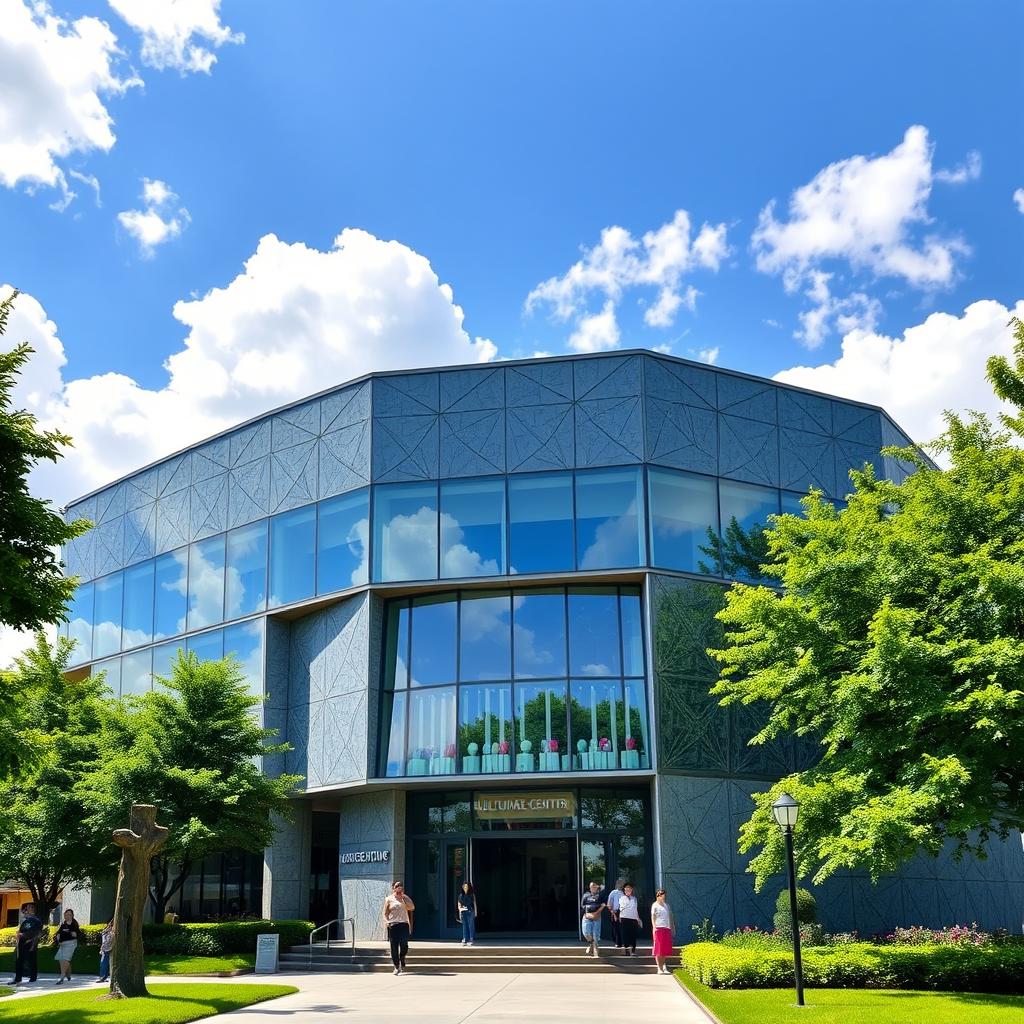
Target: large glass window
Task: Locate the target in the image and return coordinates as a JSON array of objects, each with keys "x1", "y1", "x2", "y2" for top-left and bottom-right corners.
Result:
[
  {"x1": 459, "y1": 591, "x2": 511, "y2": 681},
  {"x1": 381, "y1": 587, "x2": 649, "y2": 778},
  {"x1": 373, "y1": 483, "x2": 438, "y2": 583},
  {"x1": 318, "y1": 490, "x2": 369, "y2": 593},
  {"x1": 410, "y1": 594, "x2": 457, "y2": 685},
  {"x1": 513, "y1": 589, "x2": 566, "y2": 678},
  {"x1": 94, "y1": 657, "x2": 121, "y2": 697},
  {"x1": 514, "y1": 680, "x2": 568, "y2": 772},
  {"x1": 225, "y1": 521, "x2": 267, "y2": 619},
  {"x1": 440, "y1": 478, "x2": 506, "y2": 578},
  {"x1": 67, "y1": 581, "x2": 94, "y2": 665},
  {"x1": 575, "y1": 467, "x2": 644, "y2": 570},
  {"x1": 93, "y1": 572, "x2": 123, "y2": 659},
  {"x1": 188, "y1": 536, "x2": 225, "y2": 631},
  {"x1": 121, "y1": 648, "x2": 153, "y2": 697},
  {"x1": 508, "y1": 472, "x2": 573, "y2": 574},
  {"x1": 648, "y1": 468, "x2": 718, "y2": 573},
  {"x1": 154, "y1": 549, "x2": 188, "y2": 641},
  {"x1": 187, "y1": 628, "x2": 224, "y2": 663},
  {"x1": 225, "y1": 619, "x2": 265, "y2": 699},
  {"x1": 269, "y1": 505, "x2": 315, "y2": 608},
  {"x1": 718, "y1": 480, "x2": 780, "y2": 581},
  {"x1": 568, "y1": 589, "x2": 620, "y2": 677},
  {"x1": 457, "y1": 683, "x2": 513, "y2": 774},
  {"x1": 407, "y1": 686, "x2": 457, "y2": 776},
  {"x1": 122, "y1": 560, "x2": 154, "y2": 650}
]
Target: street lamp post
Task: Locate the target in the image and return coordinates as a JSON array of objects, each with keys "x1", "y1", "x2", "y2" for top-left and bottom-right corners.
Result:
[{"x1": 772, "y1": 793, "x2": 805, "y2": 1007}]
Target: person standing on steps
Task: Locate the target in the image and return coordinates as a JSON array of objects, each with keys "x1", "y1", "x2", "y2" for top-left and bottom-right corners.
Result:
[
  {"x1": 617, "y1": 882, "x2": 641, "y2": 956},
  {"x1": 457, "y1": 882, "x2": 478, "y2": 946},
  {"x1": 651, "y1": 889, "x2": 676, "y2": 975},
  {"x1": 9, "y1": 902, "x2": 43, "y2": 986},
  {"x1": 53, "y1": 908, "x2": 81, "y2": 984},
  {"x1": 382, "y1": 880, "x2": 415, "y2": 975},
  {"x1": 607, "y1": 877, "x2": 625, "y2": 949},
  {"x1": 580, "y1": 880, "x2": 606, "y2": 958}
]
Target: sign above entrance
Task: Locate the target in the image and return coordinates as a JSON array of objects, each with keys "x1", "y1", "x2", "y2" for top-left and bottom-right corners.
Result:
[
  {"x1": 341, "y1": 849, "x2": 391, "y2": 864},
  {"x1": 473, "y1": 791, "x2": 576, "y2": 821}
]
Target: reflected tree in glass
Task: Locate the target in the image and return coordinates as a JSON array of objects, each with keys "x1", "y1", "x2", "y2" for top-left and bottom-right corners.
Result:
[
  {"x1": 569, "y1": 679, "x2": 624, "y2": 769},
  {"x1": 457, "y1": 683, "x2": 512, "y2": 774},
  {"x1": 407, "y1": 686, "x2": 457, "y2": 777},
  {"x1": 513, "y1": 681, "x2": 568, "y2": 772}
]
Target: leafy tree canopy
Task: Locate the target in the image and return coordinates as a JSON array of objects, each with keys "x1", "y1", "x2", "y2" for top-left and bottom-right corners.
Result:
[
  {"x1": 0, "y1": 290, "x2": 89, "y2": 633},
  {"x1": 79, "y1": 652, "x2": 302, "y2": 919},
  {"x1": 711, "y1": 318, "x2": 1024, "y2": 890},
  {"x1": 0, "y1": 634, "x2": 113, "y2": 918}
]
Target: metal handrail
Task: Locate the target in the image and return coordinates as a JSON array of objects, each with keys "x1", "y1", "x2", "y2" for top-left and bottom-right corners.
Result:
[{"x1": 308, "y1": 917, "x2": 356, "y2": 964}]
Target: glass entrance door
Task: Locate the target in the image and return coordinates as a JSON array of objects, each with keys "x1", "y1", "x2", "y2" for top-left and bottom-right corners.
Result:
[
  {"x1": 473, "y1": 837, "x2": 577, "y2": 934},
  {"x1": 443, "y1": 841, "x2": 468, "y2": 939}
]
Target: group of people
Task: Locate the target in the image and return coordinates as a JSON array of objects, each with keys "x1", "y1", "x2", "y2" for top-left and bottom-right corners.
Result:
[
  {"x1": 381, "y1": 877, "x2": 677, "y2": 976},
  {"x1": 9, "y1": 902, "x2": 115, "y2": 987},
  {"x1": 581, "y1": 878, "x2": 677, "y2": 973}
]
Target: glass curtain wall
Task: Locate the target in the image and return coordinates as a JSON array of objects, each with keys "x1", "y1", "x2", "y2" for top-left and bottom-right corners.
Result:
[{"x1": 381, "y1": 586, "x2": 649, "y2": 778}]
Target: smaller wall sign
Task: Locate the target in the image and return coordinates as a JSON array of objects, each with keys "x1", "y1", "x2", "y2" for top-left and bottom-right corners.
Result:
[{"x1": 341, "y1": 849, "x2": 391, "y2": 864}]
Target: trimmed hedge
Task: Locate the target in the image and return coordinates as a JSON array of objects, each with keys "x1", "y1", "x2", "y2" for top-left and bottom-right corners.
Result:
[
  {"x1": 681, "y1": 940, "x2": 1024, "y2": 994},
  {"x1": 0, "y1": 920, "x2": 313, "y2": 955}
]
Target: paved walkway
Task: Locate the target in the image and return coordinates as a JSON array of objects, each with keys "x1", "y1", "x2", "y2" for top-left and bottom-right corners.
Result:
[{"x1": 3, "y1": 970, "x2": 711, "y2": 1022}]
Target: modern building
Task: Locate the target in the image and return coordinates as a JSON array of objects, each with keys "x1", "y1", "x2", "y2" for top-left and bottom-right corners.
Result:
[{"x1": 62, "y1": 351, "x2": 1024, "y2": 940}]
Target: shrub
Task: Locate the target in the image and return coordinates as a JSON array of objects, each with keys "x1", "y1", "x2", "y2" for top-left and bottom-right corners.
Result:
[
  {"x1": 141, "y1": 920, "x2": 314, "y2": 954},
  {"x1": 0, "y1": 923, "x2": 105, "y2": 947},
  {"x1": 691, "y1": 918, "x2": 719, "y2": 943},
  {"x1": 773, "y1": 887, "x2": 817, "y2": 938},
  {"x1": 722, "y1": 927, "x2": 788, "y2": 951},
  {"x1": 680, "y1": 940, "x2": 1024, "y2": 994}
]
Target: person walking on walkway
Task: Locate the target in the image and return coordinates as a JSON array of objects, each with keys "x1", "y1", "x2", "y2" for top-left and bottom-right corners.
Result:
[
  {"x1": 650, "y1": 889, "x2": 676, "y2": 975},
  {"x1": 382, "y1": 880, "x2": 415, "y2": 975},
  {"x1": 9, "y1": 902, "x2": 43, "y2": 986},
  {"x1": 580, "y1": 881, "x2": 606, "y2": 958},
  {"x1": 457, "y1": 882, "x2": 478, "y2": 946},
  {"x1": 607, "y1": 877, "x2": 625, "y2": 948},
  {"x1": 618, "y1": 882, "x2": 641, "y2": 956},
  {"x1": 53, "y1": 909, "x2": 81, "y2": 984},
  {"x1": 97, "y1": 919, "x2": 114, "y2": 983}
]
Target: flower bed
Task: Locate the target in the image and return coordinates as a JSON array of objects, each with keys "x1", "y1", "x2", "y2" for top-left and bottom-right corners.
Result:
[{"x1": 681, "y1": 939, "x2": 1024, "y2": 994}]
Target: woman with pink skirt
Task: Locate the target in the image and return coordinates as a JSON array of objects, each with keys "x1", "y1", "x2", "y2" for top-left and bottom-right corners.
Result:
[{"x1": 650, "y1": 889, "x2": 676, "y2": 975}]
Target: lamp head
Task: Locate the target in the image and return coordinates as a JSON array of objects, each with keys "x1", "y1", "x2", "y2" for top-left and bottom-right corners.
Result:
[{"x1": 771, "y1": 792, "x2": 799, "y2": 830}]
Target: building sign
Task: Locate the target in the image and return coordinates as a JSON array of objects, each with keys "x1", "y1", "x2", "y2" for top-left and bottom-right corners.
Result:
[
  {"x1": 341, "y1": 849, "x2": 391, "y2": 864},
  {"x1": 473, "y1": 791, "x2": 576, "y2": 821},
  {"x1": 254, "y1": 933, "x2": 279, "y2": 974}
]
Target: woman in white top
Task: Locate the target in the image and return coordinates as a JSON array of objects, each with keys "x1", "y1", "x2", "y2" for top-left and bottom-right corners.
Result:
[
  {"x1": 381, "y1": 881, "x2": 416, "y2": 975},
  {"x1": 650, "y1": 889, "x2": 676, "y2": 974},
  {"x1": 617, "y1": 882, "x2": 641, "y2": 955}
]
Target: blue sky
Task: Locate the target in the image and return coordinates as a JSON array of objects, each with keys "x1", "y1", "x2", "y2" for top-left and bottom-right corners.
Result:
[{"x1": 1, "y1": 0, "x2": 1023, "y2": 507}]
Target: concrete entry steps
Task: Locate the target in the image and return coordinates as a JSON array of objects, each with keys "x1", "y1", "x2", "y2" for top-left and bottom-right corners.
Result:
[{"x1": 280, "y1": 940, "x2": 659, "y2": 974}]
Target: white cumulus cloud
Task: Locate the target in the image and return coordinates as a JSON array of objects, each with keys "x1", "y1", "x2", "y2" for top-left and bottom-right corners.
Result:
[
  {"x1": 774, "y1": 298, "x2": 1024, "y2": 443},
  {"x1": 108, "y1": 0, "x2": 243, "y2": 74},
  {"x1": 526, "y1": 209, "x2": 728, "y2": 351},
  {"x1": 754, "y1": 126, "x2": 976, "y2": 346},
  {"x1": 1014, "y1": 189, "x2": 1024, "y2": 215},
  {"x1": 0, "y1": 0, "x2": 139, "y2": 206},
  {"x1": 117, "y1": 177, "x2": 190, "y2": 256},
  {"x1": 5, "y1": 229, "x2": 497, "y2": 509}
]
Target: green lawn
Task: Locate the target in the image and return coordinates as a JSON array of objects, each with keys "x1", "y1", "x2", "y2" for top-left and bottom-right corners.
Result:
[
  {"x1": 0, "y1": 989, "x2": 10, "y2": 1000},
  {"x1": 676, "y1": 971, "x2": 1024, "y2": 1023},
  {"x1": 0, "y1": 949, "x2": 255, "y2": 978},
  {"x1": 0, "y1": 983, "x2": 296, "y2": 1022}
]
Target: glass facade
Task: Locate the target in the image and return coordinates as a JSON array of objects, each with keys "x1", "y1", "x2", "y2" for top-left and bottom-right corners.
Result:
[
  {"x1": 64, "y1": 464, "x2": 810, "y2": 669},
  {"x1": 381, "y1": 586, "x2": 649, "y2": 778}
]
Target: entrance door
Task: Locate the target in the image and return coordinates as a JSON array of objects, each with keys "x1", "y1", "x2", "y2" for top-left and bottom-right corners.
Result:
[
  {"x1": 473, "y1": 837, "x2": 578, "y2": 934},
  {"x1": 442, "y1": 841, "x2": 468, "y2": 939}
]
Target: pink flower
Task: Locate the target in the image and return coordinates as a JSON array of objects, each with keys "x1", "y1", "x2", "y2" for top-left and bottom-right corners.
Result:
[
  {"x1": 625, "y1": 737, "x2": 637, "y2": 750},
  {"x1": 548, "y1": 738, "x2": 559, "y2": 752},
  {"x1": 498, "y1": 740, "x2": 509, "y2": 754},
  {"x1": 445, "y1": 743, "x2": 456, "y2": 758},
  {"x1": 599, "y1": 737, "x2": 610, "y2": 751}
]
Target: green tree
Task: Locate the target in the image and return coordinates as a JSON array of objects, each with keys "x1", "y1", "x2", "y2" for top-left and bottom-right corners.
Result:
[
  {"x1": 710, "y1": 318, "x2": 1024, "y2": 889},
  {"x1": 0, "y1": 634, "x2": 113, "y2": 919},
  {"x1": 80, "y1": 652, "x2": 302, "y2": 920},
  {"x1": 0, "y1": 290, "x2": 89, "y2": 633}
]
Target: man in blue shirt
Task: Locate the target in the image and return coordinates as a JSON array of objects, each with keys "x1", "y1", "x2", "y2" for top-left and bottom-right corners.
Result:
[{"x1": 10, "y1": 902, "x2": 43, "y2": 985}]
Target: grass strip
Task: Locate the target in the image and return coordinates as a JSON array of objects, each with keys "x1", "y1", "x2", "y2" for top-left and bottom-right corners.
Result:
[
  {"x1": 0, "y1": 949, "x2": 255, "y2": 977},
  {"x1": 0, "y1": 982, "x2": 296, "y2": 1023},
  {"x1": 675, "y1": 969, "x2": 1024, "y2": 1024}
]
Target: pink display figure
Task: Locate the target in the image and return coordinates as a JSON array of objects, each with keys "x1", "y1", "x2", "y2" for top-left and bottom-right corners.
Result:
[
  {"x1": 498, "y1": 740, "x2": 510, "y2": 754},
  {"x1": 548, "y1": 738, "x2": 559, "y2": 752},
  {"x1": 625, "y1": 736, "x2": 637, "y2": 750}
]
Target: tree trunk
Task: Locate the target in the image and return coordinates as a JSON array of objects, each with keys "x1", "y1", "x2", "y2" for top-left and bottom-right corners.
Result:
[{"x1": 109, "y1": 805, "x2": 168, "y2": 1000}]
